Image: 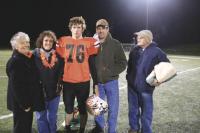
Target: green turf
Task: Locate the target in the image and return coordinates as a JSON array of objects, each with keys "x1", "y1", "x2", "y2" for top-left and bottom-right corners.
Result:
[{"x1": 0, "y1": 50, "x2": 200, "y2": 133}]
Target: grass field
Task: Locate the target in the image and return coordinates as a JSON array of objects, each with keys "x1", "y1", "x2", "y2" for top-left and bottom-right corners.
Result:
[{"x1": 0, "y1": 49, "x2": 200, "y2": 133}]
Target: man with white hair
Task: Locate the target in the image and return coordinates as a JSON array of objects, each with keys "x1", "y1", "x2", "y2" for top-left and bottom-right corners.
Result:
[{"x1": 126, "y1": 30, "x2": 170, "y2": 133}]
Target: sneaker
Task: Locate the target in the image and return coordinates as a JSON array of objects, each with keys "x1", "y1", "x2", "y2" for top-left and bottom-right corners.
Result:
[{"x1": 91, "y1": 126, "x2": 104, "y2": 133}]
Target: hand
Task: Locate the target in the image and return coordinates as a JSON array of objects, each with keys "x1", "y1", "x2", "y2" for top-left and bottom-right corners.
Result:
[
  {"x1": 93, "y1": 33, "x2": 100, "y2": 44},
  {"x1": 94, "y1": 110, "x2": 100, "y2": 116},
  {"x1": 56, "y1": 81, "x2": 63, "y2": 95},
  {"x1": 152, "y1": 79, "x2": 161, "y2": 87},
  {"x1": 24, "y1": 107, "x2": 31, "y2": 112}
]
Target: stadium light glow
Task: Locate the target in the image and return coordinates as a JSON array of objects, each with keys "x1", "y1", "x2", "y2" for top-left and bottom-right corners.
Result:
[{"x1": 123, "y1": 0, "x2": 176, "y2": 29}]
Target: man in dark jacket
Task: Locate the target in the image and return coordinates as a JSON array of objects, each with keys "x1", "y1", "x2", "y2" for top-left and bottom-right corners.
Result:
[
  {"x1": 126, "y1": 30, "x2": 169, "y2": 133},
  {"x1": 6, "y1": 32, "x2": 45, "y2": 133},
  {"x1": 92, "y1": 19, "x2": 127, "y2": 133}
]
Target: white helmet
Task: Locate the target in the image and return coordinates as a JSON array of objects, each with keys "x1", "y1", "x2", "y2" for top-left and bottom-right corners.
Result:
[
  {"x1": 146, "y1": 62, "x2": 177, "y2": 86},
  {"x1": 86, "y1": 95, "x2": 108, "y2": 116}
]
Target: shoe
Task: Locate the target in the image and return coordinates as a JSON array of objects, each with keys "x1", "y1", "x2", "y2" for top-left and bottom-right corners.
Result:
[
  {"x1": 128, "y1": 129, "x2": 138, "y2": 133},
  {"x1": 65, "y1": 125, "x2": 72, "y2": 133},
  {"x1": 91, "y1": 126, "x2": 104, "y2": 133}
]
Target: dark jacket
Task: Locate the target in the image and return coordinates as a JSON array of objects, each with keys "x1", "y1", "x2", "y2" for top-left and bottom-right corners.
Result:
[
  {"x1": 6, "y1": 50, "x2": 45, "y2": 111},
  {"x1": 95, "y1": 33, "x2": 127, "y2": 83},
  {"x1": 126, "y1": 42, "x2": 170, "y2": 93},
  {"x1": 33, "y1": 48, "x2": 64, "y2": 101}
]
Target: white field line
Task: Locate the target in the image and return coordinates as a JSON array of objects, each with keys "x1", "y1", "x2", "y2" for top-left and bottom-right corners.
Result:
[
  {"x1": 168, "y1": 55, "x2": 200, "y2": 60},
  {"x1": 0, "y1": 85, "x2": 129, "y2": 120},
  {"x1": 0, "y1": 102, "x2": 64, "y2": 120},
  {"x1": 0, "y1": 76, "x2": 7, "y2": 78},
  {"x1": 1, "y1": 66, "x2": 200, "y2": 121},
  {"x1": 177, "y1": 67, "x2": 200, "y2": 74},
  {"x1": 0, "y1": 113, "x2": 13, "y2": 120}
]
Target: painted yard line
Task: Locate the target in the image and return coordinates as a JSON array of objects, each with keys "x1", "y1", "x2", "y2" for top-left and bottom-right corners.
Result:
[
  {"x1": 168, "y1": 55, "x2": 200, "y2": 60},
  {"x1": 0, "y1": 76, "x2": 7, "y2": 78},
  {"x1": 0, "y1": 86, "x2": 126, "y2": 120},
  {"x1": 177, "y1": 67, "x2": 200, "y2": 74},
  {"x1": 59, "y1": 101, "x2": 64, "y2": 105},
  {"x1": 119, "y1": 85, "x2": 127, "y2": 90},
  {"x1": 0, "y1": 113, "x2": 13, "y2": 120},
  {"x1": 1, "y1": 66, "x2": 200, "y2": 120}
]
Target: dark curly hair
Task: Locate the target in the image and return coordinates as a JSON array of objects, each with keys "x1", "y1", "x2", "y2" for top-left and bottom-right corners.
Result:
[{"x1": 35, "y1": 30, "x2": 57, "y2": 49}]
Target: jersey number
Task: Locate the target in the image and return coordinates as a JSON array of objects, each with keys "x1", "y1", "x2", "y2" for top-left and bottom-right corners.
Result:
[{"x1": 66, "y1": 44, "x2": 85, "y2": 63}]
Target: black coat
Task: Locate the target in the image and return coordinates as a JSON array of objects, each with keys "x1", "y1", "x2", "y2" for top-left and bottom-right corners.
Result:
[
  {"x1": 95, "y1": 33, "x2": 127, "y2": 83},
  {"x1": 6, "y1": 50, "x2": 45, "y2": 111},
  {"x1": 33, "y1": 48, "x2": 64, "y2": 101}
]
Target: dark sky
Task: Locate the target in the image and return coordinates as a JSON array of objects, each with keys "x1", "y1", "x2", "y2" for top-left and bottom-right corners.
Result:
[{"x1": 0, "y1": 0, "x2": 200, "y2": 48}]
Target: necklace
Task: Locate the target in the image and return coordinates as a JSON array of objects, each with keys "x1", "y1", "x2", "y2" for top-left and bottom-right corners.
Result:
[{"x1": 40, "y1": 50, "x2": 57, "y2": 68}]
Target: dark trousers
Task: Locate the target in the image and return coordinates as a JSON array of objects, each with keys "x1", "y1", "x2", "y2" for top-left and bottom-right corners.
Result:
[{"x1": 13, "y1": 109, "x2": 33, "y2": 133}]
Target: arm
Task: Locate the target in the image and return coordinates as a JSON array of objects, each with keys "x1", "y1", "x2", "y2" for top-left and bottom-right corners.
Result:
[
  {"x1": 56, "y1": 55, "x2": 65, "y2": 94},
  {"x1": 157, "y1": 48, "x2": 170, "y2": 63},
  {"x1": 56, "y1": 37, "x2": 66, "y2": 58},
  {"x1": 11, "y1": 60, "x2": 31, "y2": 110},
  {"x1": 113, "y1": 43, "x2": 127, "y2": 75},
  {"x1": 88, "y1": 54, "x2": 98, "y2": 94},
  {"x1": 126, "y1": 50, "x2": 133, "y2": 80}
]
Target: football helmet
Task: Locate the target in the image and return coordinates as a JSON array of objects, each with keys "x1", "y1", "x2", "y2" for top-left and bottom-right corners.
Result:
[
  {"x1": 86, "y1": 95, "x2": 108, "y2": 116},
  {"x1": 146, "y1": 62, "x2": 177, "y2": 86}
]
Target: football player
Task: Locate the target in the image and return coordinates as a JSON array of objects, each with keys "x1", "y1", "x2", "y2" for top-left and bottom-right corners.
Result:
[{"x1": 56, "y1": 16, "x2": 99, "y2": 133}]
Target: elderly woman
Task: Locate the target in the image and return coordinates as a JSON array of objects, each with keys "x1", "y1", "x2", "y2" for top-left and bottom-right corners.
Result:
[
  {"x1": 126, "y1": 30, "x2": 170, "y2": 133},
  {"x1": 33, "y1": 30, "x2": 64, "y2": 133},
  {"x1": 6, "y1": 32, "x2": 45, "y2": 133}
]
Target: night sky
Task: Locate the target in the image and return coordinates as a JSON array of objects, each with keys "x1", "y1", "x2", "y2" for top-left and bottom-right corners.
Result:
[{"x1": 0, "y1": 0, "x2": 200, "y2": 48}]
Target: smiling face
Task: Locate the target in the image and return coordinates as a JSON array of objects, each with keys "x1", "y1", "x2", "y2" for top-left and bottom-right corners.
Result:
[
  {"x1": 15, "y1": 37, "x2": 30, "y2": 55},
  {"x1": 96, "y1": 26, "x2": 109, "y2": 42},
  {"x1": 42, "y1": 36, "x2": 54, "y2": 51}
]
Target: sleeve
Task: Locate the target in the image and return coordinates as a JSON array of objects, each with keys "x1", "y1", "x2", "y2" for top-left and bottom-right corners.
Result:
[
  {"x1": 88, "y1": 54, "x2": 98, "y2": 93},
  {"x1": 56, "y1": 37, "x2": 66, "y2": 58},
  {"x1": 11, "y1": 61, "x2": 31, "y2": 109},
  {"x1": 113, "y1": 42, "x2": 128, "y2": 75},
  {"x1": 56, "y1": 55, "x2": 65, "y2": 94},
  {"x1": 158, "y1": 49, "x2": 170, "y2": 63},
  {"x1": 126, "y1": 50, "x2": 133, "y2": 79},
  {"x1": 6, "y1": 59, "x2": 11, "y2": 77},
  {"x1": 87, "y1": 38, "x2": 99, "y2": 56},
  {"x1": 58, "y1": 54, "x2": 65, "y2": 80}
]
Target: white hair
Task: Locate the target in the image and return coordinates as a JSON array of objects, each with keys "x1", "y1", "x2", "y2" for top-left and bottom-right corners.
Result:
[
  {"x1": 10, "y1": 32, "x2": 30, "y2": 50},
  {"x1": 135, "y1": 30, "x2": 153, "y2": 44}
]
